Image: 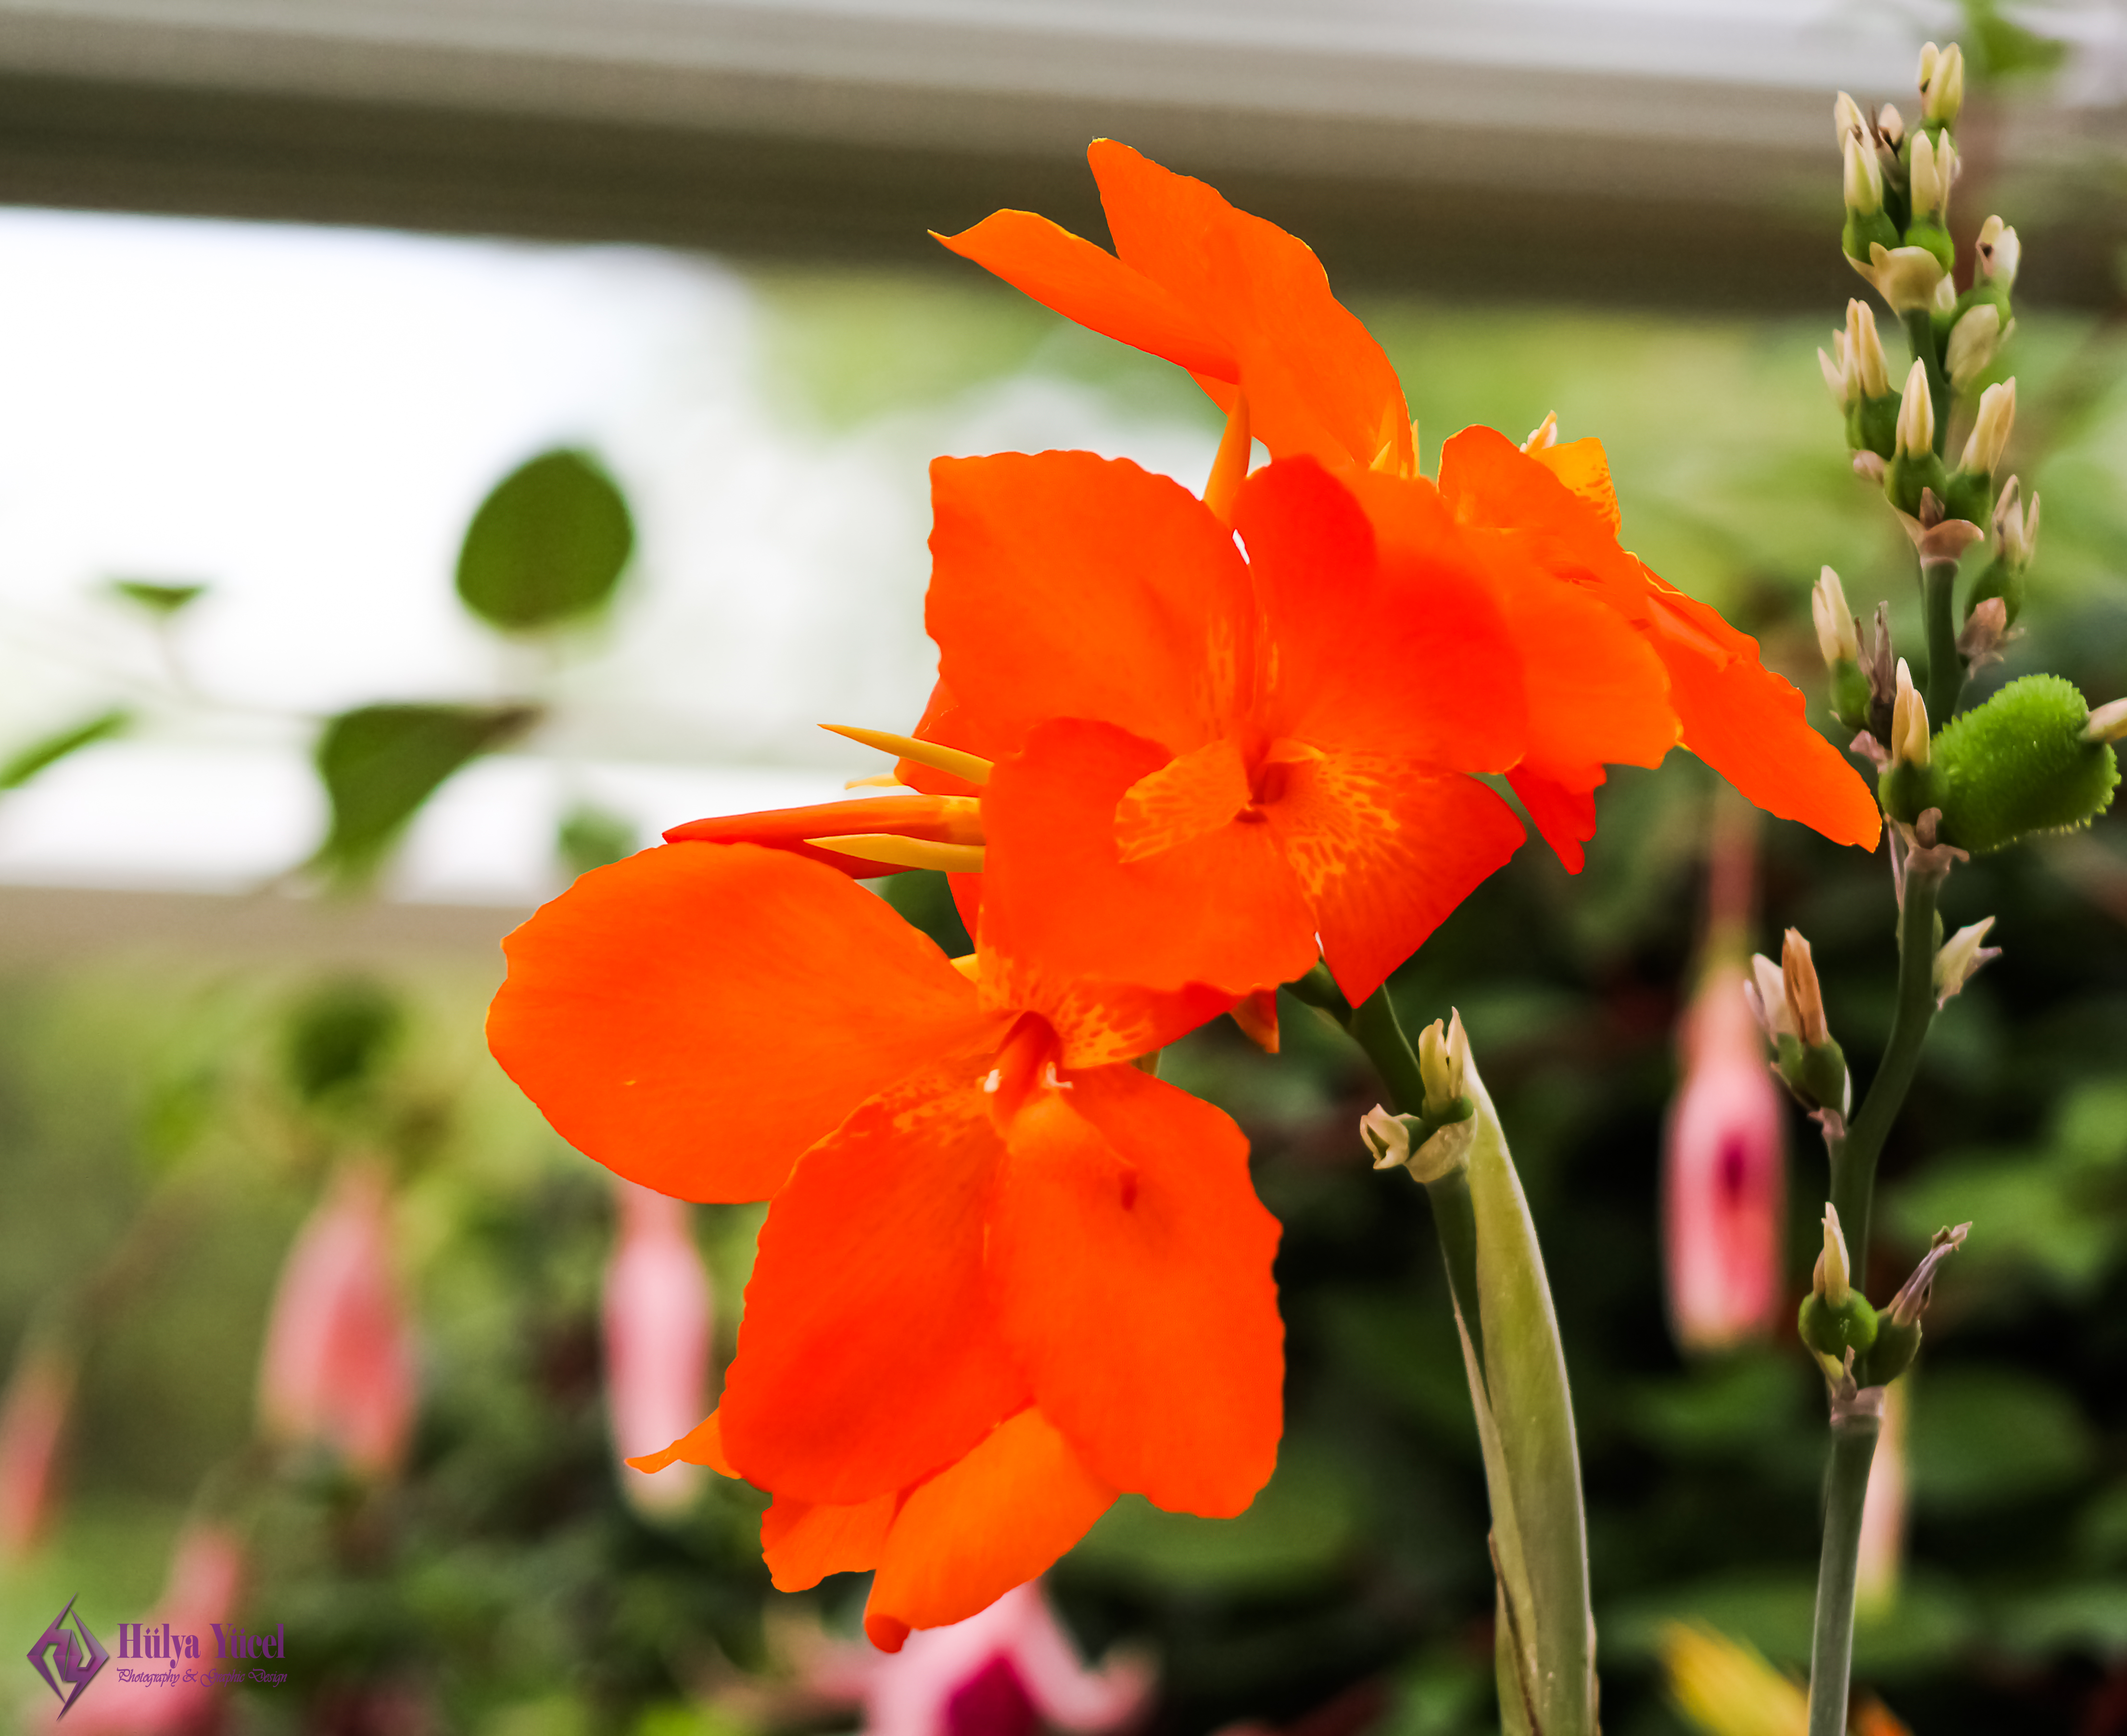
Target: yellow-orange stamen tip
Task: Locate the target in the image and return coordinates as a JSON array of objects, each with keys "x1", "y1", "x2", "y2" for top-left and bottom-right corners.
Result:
[
  {"x1": 844, "y1": 772, "x2": 905, "y2": 790},
  {"x1": 822, "y1": 723, "x2": 993, "y2": 787},
  {"x1": 1204, "y1": 391, "x2": 1253, "y2": 524},
  {"x1": 949, "y1": 952, "x2": 981, "y2": 982},
  {"x1": 805, "y1": 835, "x2": 987, "y2": 874}
]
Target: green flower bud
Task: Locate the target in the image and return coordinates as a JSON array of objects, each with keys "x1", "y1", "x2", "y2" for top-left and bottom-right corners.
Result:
[
  {"x1": 1799, "y1": 1203, "x2": 1877, "y2": 1362},
  {"x1": 1931, "y1": 674, "x2": 2121, "y2": 853}
]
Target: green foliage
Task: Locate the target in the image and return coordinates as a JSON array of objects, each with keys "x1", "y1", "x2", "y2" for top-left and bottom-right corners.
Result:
[
  {"x1": 558, "y1": 803, "x2": 639, "y2": 880},
  {"x1": 1908, "y1": 1367, "x2": 2096, "y2": 1510},
  {"x1": 311, "y1": 702, "x2": 539, "y2": 888},
  {"x1": 284, "y1": 978, "x2": 404, "y2": 1103},
  {"x1": 0, "y1": 706, "x2": 132, "y2": 791},
  {"x1": 107, "y1": 578, "x2": 208, "y2": 617},
  {"x1": 456, "y1": 450, "x2": 636, "y2": 632}
]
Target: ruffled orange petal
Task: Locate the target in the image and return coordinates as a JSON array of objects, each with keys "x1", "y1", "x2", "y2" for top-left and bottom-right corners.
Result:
[
  {"x1": 934, "y1": 209, "x2": 1237, "y2": 381},
  {"x1": 488, "y1": 845, "x2": 999, "y2": 1202},
  {"x1": 1265, "y1": 755, "x2": 1527, "y2": 1004},
  {"x1": 1530, "y1": 435, "x2": 1623, "y2": 534},
  {"x1": 1087, "y1": 141, "x2": 1412, "y2": 475},
  {"x1": 1646, "y1": 583, "x2": 1882, "y2": 850},
  {"x1": 761, "y1": 1489, "x2": 899, "y2": 1592},
  {"x1": 928, "y1": 451, "x2": 1253, "y2": 756},
  {"x1": 992, "y1": 1064, "x2": 1282, "y2": 1515},
  {"x1": 717, "y1": 1059, "x2": 1030, "y2": 1504},
  {"x1": 864, "y1": 1407, "x2": 1116, "y2": 1652},
  {"x1": 1435, "y1": 426, "x2": 1649, "y2": 620},
  {"x1": 981, "y1": 719, "x2": 1318, "y2": 998},
  {"x1": 894, "y1": 679, "x2": 988, "y2": 797},
  {"x1": 1236, "y1": 458, "x2": 1525, "y2": 773},
  {"x1": 1507, "y1": 762, "x2": 1608, "y2": 874}
]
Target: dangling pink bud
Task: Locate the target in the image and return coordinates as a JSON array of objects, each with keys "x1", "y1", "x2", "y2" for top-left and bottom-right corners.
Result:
[
  {"x1": 604, "y1": 1180, "x2": 714, "y2": 1513},
  {"x1": 1663, "y1": 963, "x2": 1790, "y2": 1352},
  {"x1": 0, "y1": 1340, "x2": 74, "y2": 1563},
  {"x1": 1856, "y1": 1379, "x2": 1909, "y2": 1615},
  {"x1": 256, "y1": 1162, "x2": 418, "y2": 1476}
]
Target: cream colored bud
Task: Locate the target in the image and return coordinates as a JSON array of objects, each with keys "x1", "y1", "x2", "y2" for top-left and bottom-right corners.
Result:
[
  {"x1": 1876, "y1": 102, "x2": 1906, "y2": 148},
  {"x1": 1932, "y1": 271, "x2": 1959, "y2": 318},
  {"x1": 1945, "y1": 303, "x2": 2004, "y2": 392},
  {"x1": 1844, "y1": 132, "x2": 1885, "y2": 216},
  {"x1": 1847, "y1": 300, "x2": 1891, "y2": 397},
  {"x1": 1892, "y1": 658, "x2": 1931, "y2": 768},
  {"x1": 1934, "y1": 915, "x2": 2000, "y2": 1006},
  {"x1": 1418, "y1": 1011, "x2": 1468, "y2": 1113},
  {"x1": 1918, "y1": 42, "x2": 1940, "y2": 91},
  {"x1": 1922, "y1": 41, "x2": 1965, "y2": 125},
  {"x1": 1781, "y1": 928, "x2": 1831, "y2": 1048},
  {"x1": 2084, "y1": 698, "x2": 2127, "y2": 745},
  {"x1": 1813, "y1": 568, "x2": 1861, "y2": 667},
  {"x1": 1859, "y1": 243, "x2": 1948, "y2": 314},
  {"x1": 1910, "y1": 131, "x2": 1953, "y2": 223},
  {"x1": 1522, "y1": 410, "x2": 1559, "y2": 453},
  {"x1": 1959, "y1": 379, "x2": 2016, "y2": 476},
  {"x1": 1743, "y1": 953, "x2": 1796, "y2": 1043},
  {"x1": 1894, "y1": 358, "x2": 1935, "y2": 458},
  {"x1": 1819, "y1": 344, "x2": 1852, "y2": 407},
  {"x1": 1814, "y1": 1203, "x2": 1854, "y2": 1307},
  {"x1": 1976, "y1": 215, "x2": 2022, "y2": 289},
  {"x1": 1359, "y1": 1104, "x2": 1411, "y2": 1170},
  {"x1": 1834, "y1": 90, "x2": 1869, "y2": 149}
]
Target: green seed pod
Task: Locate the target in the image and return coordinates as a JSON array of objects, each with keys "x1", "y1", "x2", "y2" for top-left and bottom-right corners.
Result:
[
  {"x1": 1842, "y1": 208, "x2": 1900, "y2": 264},
  {"x1": 1903, "y1": 219, "x2": 1956, "y2": 274},
  {"x1": 1885, "y1": 446, "x2": 1950, "y2": 518},
  {"x1": 1964, "y1": 554, "x2": 2026, "y2": 628},
  {"x1": 1862, "y1": 1317, "x2": 1922, "y2": 1387},
  {"x1": 1847, "y1": 393, "x2": 1899, "y2": 460},
  {"x1": 1933, "y1": 674, "x2": 2120, "y2": 853},
  {"x1": 1878, "y1": 757, "x2": 1950, "y2": 826},
  {"x1": 1941, "y1": 467, "x2": 1992, "y2": 527},
  {"x1": 1799, "y1": 1290, "x2": 1879, "y2": 1362}
]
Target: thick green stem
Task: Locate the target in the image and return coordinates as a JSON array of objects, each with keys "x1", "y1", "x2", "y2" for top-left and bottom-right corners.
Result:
[
  {"x1": 1900, "y1": 307, "x2": 1951, "y2": 457},
  {"x1": 1808, "y1": 1405, "x2": 1884, "y2": 1736},
  {"x1": 1827, "y1": 859, "x2": 1944, "y2": 1260},
  {"x1": 1921, "y1": 556, "x2": 1965, "y2": 723},
  {"x1": 1348, "y1": 984, "x2": 1430, "y2": 1118}
]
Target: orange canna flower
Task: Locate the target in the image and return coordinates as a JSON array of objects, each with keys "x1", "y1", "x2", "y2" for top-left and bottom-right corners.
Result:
[
  {"x1": 918, "y1": 448, "x2": 1532, "y2": 1005},
  {"x1": 940, "y1": 141, "x2": 1880, "y2": 871},
  {"x1": 486, "y1": 842, "x2": 1282, "y2": 1649}
]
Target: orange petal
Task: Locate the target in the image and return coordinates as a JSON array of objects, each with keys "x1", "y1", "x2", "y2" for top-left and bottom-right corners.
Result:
[
  {"x1": 894, "y1": 679, "x2": 988, "y2": 798},
  {"x1": 662, "y1": 792, "x2": 978, "y2": 877},
  {"x1": 928, "y1": 451, "x2": 1253, "y2": 757},
  {"x1": 981, "y1": 719, "x2": 1318, "y2": 999},
  {"x1": 1530, "y1": 436, "x2": 1623, "y2": 535},
  {"x1": 992, "y1": 1064, "x2": 1282, "y2": 1514},
  {"x1": 935, "y1": 209, "x2": 1237, "y2": 382},
  {"x1": 1265, "y1": 754, "x2": 1527, "y2": 1004},
  {"x1": 761, "y1": 1489, "x2": 899, "y2": 1592},
  {"x1": 864, "y1": 1407, "x2": 1117, "y2": 1651},
  {"x1": 1237, "y1": 458, "x2": 1525, "y2": 773},
  {"x1": 1232, "y1": 987, "x2": 1280, "y2": 1053},
  {"x1": 1508, "y1": 762, "x2": 1608, "y2": 874},
  {"x1": 626, "y1": 1407, "x2": 736, "y2": 1476},
  {"x1": 1646, "y1": 587, "x2": 1883, "y2": 850},
  {"x1": 1114, "y1": 736, "x2": 1252, "y2": 863},
  {"x1": 488, "y1": 845, "x2": 999, "y2": 1202},
  {"x1": 1088, "y1": 140, "x2": 1412, "y2": 475},
  {"x1": 717, "y1": 1060, "x2": 1030, "y2": 1504},
  {"x1": 1436, "y1": 425, "x2": 1649, "y2": 620}
]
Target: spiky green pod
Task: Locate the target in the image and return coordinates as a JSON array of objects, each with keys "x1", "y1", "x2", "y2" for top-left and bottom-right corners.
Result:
[{"x1": 1932, "y1": 674, "x2": 2119, "y2": 853}]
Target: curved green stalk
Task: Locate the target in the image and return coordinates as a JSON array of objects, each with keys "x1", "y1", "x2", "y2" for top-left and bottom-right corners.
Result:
[{"x1": 1808, "y1": 1405, "x2": 1884, "y2": 1736}]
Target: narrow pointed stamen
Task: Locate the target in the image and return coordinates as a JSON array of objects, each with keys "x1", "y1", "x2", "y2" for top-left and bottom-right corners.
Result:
[
  {"x1": 804, "y1": 835, "x2": 987, "y2": 873},
  {"x1": 1203, "y1": 390, "x2": 1252, "y2": 525},
  {"x1": 821, "y1": 723, "x2": 993, "y2": 787},
  {"x1": 844, "y1": 772, "x2": 903, "y2": 790}
]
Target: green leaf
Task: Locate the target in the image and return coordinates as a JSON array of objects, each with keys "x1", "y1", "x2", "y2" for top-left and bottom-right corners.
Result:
[
  {"x1": 311, "y1": 702, "x2": 539, "y2": 888},
  {"x1": 284, "y1": 977, "x2": 403, "y2": 1102},
  {"x1": 456, "y1": 449, "x2": 635, "y2": 631},
  {"x1": 0, "y1": 706, "x2": 133, "y2": 791},
  {"x1": 108, "y1": 579, "x2": 209, "y2": 617},
  {"x1": 557, "y1": 803, "x2": 637, "y2": 880},
  {"x1": 1907, "y1": 1366, "x2": 2096, "y2": 1510}
]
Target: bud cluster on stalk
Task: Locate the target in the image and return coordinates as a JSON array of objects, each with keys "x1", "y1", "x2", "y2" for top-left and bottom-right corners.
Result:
[{"x1": 1744, "y1": 929, "x2": 1849, "y2": 1125}]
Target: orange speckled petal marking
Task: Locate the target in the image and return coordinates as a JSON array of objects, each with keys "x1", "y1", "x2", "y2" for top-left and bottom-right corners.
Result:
[
  {"x1": 993, "y1": 1064, "x2": 1283, "y2": 1516},
  {"x1": 718, "y1": 1060, "x2": 1029, "y2": 1505},
  {"x1": 1114, "y1": 736, "x2": 1252, "y2": 863},
  {"x1": 760, "y1": 1490, "x2": 899, "y2": 1592},
  {"x1": 863, "y1": 1408, "x2": 1117, "y2": 1652},
  {"x1": 1265, "y1": 753, "x2": 1527, "y2": 1006},
  {"x1": 487, "y1": 844, "x2": 996, "y2": 1203}
]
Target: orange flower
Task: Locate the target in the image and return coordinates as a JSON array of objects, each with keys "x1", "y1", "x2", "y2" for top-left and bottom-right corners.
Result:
[
  {"x1": 940, "y1": 141, "x2": 1880, "y2": 869},
  {"x1": 923, "y1": 448, "x2": 1531, "y2": 1004},
  {"x1": 486, "y1": 842, "x2": 1282, "y2": 1648}
]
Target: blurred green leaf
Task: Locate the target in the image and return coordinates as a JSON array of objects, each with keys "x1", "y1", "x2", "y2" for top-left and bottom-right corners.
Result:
[
  {"x1": 108, "y1": 578, "x2": 208, "y2": 617},
  {"x1": 556, "y1": 803, "x2": 637, "y2": 880},
  {"x1": 456, "y1": 450, "x2": 634, "y2": 632},
  {"x1": 1628, "y1": 1352, "x2": 1813, "y2": 1462},
  {"x1": 1908, "y1": 1366, "x2": 2096, "y2": 1511},
  {"x1": 1992, "y1": 1580, "x2": 2127, "y2": 1659},
  {"x1": 311, "y1": 702, "x2": 539, "y2": 888},
  {"x1": 0, "y1": 706, "x2": 133, "y2": 791},
  {"x1": 285, "y1": 978, "x2": 404, "y2": 1103}
]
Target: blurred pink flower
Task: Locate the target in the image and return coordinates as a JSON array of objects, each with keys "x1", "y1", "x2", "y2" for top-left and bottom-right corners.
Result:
[
  {"x1": 796, "y1": 1582, "x2": 1153, "y2": 1736},
  {"x1": 256, "y1": 1162, "x2": 418, "y2": 1476},
  {"x1": 1856, "y1": 1378, "x2": 1909, "y2": 1615},
  {"x1": 38, "y1": 1521, "x2": 245, "y2": 1736},
  {"x1": 0, "y1": 1339, "x2": 74, "y2": 1562},
  {"x1": 604, "y1": 1179, "x2": 714, "y2": 1513},
  {"x1": 1662, "y1": 962, "x2": 1789, "y2": 1353}
]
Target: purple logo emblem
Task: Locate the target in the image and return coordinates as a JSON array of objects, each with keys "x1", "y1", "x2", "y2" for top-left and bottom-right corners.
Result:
[{"x1": 27, "y1": 1596, "x2": 109, "y2": 1718}]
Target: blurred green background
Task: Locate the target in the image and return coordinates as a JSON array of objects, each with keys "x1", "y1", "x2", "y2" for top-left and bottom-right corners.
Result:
[{"x1": 3, "y1": 256, "x2": 2126, "y2": 1736}]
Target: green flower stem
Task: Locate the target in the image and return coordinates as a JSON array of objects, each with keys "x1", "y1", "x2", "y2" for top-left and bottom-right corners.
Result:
[
  {"x1": 1807, "y1": 1404, "x2": 1884, "y2": 1736},
  {"x1": 1921, "y1": 555, "x2": 1966, "y2": 724},
  {"x1": 1826, "y1": 854, "x2": 1945, "y2": 1262},
  {"x1": 1901, "y1": 307, "x2": 1951, "y2": 458}
]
